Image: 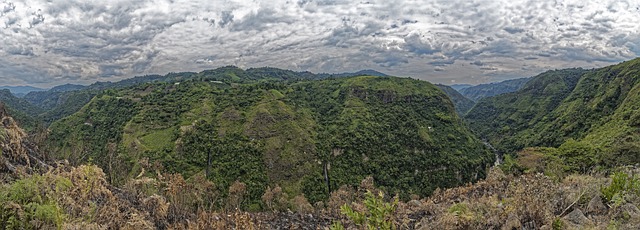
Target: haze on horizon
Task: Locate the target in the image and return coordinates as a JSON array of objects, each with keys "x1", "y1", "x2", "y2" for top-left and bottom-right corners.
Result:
[{"x1": 0, "y1": 0, "x2": 639, "y2": 88}]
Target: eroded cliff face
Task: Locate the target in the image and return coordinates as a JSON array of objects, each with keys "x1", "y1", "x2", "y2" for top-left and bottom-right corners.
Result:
[{"x1": 0, "y1": 103, "x2": 46, "y2": 180}]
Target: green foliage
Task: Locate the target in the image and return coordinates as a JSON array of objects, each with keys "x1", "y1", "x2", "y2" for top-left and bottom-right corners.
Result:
[
  {"x1": 467, "y1": 58, "x2": 640, "y2": 176},
  {"x1": 0, "y1": 175, "x2": 71, "y2": 230},
  {"x1": 459, "y1": 77, "x2": 531, "y2": 101},
  {"x1": 601, "y1": 171, "x2": 640, "y2": 205},
  {"x1": 47, "y1": 95, "x2": 137, "y2": 183},
  {"x1": 554, "y1": 139, "x2": 600, "y2": 173},
  {"x1": 499, "y1": 154, "x2": 524, "y2": 175},
  {"x1": 466, "y1": 68, "x2": 588, "y2": 154},
  {"x1": 448, "y1": 202, "x2": 474, "y2": 221},
  {"x1": 0, "y1": 89, "x2": 44, "y2": 132},
  {"x1": 552, "y1": 217, "x2": 564, "y2": 230},
  {"x1": 339, "y1": 191, "x2": 398, "y2": 230},
  {"x1": 329, "y1": 221, "x2": 346, "y2": 230},
  {"x1": 174, "y1": 121, "x2": 268, "y2": 210},
  {"x1": 46, "y1": 74, "x2": 493, "y2": 209},
  {"x1": 435, "y1": 84, "x2": 475, "y2": 115}
]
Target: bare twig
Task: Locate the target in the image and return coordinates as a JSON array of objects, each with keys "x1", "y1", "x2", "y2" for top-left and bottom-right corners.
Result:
[{"x1": 559, "y1": 190, "x2": 587, "y2": 216}]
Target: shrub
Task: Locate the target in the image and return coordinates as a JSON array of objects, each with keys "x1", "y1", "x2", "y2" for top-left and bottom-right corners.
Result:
[
  {"x1": 0, "y1": 174, "x2": 70, "y2": 229},
  {"x1": 337, "y1": 190, "x2": 398, "y2": 230},
  {"x1": 601, "y1": 171, "x2": 640, "y2": 205}
]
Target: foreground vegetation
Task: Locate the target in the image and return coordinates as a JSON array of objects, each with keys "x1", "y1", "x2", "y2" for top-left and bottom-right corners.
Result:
[{"x1": 3, "y1": 159, "x2": 640, "y2": 229}]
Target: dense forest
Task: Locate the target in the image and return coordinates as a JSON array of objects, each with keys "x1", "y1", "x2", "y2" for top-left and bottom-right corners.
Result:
[
  {"x1": 459, "y1": 77, "x2": 531, "y2": 101},
  {"x1": 44, "y1": 75, "x2": 492, "y2": 209},
  {"x1": 466, "y1": 59, "x2": 640, "y2": 172}
]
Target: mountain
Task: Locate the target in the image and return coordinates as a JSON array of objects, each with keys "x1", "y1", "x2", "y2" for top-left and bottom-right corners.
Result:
[
  {"x1": 459, "y1": 77, "x2": 531, "y2": 101},
  {"x1": 317, "y1": 69, "x2": 389, "y2": 78},
  {"x1": 351, "y1": 69, "x2": 389, "y2": 77},
  {"x1": 49, "y1": 83, "x2": 87, "y2": 92},
  {"x1": 436, "y1": 84, "x2": 475, "y2": 115},
  {"x1": 0, "y1": 89, "x2": 45, "y2": 131},
  {"x1": 465, "y1": 68, "x2": 587, "y2": 153},
  {"x1": 466, "y1": 58, "x2": 640, "y2": 168},
  {"x1": 46, "y1": 75, "x2": 493, "y2": 208},
  {"x1": 0, "y1": 86, "x2": 46, "y2": 97},
  {"x1": 21, "y1": 67, "x2": 335, "y2": 126},
  {"x1": 449, "y1": 84, "x2": 473, "y2": 91}
]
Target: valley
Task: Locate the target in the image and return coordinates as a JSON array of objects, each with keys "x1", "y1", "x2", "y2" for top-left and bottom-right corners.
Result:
[{"x1": 1, "y1": 59, "x2": 640, "y2": 229}]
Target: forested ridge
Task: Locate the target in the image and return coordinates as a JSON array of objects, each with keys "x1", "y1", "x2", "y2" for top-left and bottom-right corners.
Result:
[
  {"x1": 44, "y1": 74, "x2": 492, "y2": 210},
  {"x1": 466, "y1": 58, "x2": 640, "y2": 171}
]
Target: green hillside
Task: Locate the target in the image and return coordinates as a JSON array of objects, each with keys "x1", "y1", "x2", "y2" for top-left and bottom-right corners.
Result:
[
  {"x1": 466, "y1": 58, "x2": 640, "y2": 168},
  {"x1": 436, "y1": 84, "x2": 475, "y2": 115},
  {"x1": 0, "y1": 89, "x2": 44, "y2": 131},
  {"x1": 19, "y1": 66, "x2": 367, "y2": 126},
  {"x1": 46, "y1": 76, "x2": 493, "y2": 209},
  {"x1": 459, "y1": 77, "x2": 531, "y2": 101},
  {"x1": 465, "y1": 68, "x2": 587, "y2": 153}
]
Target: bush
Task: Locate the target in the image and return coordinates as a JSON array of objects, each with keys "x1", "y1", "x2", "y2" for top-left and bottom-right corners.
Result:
[
  {"x1": 0, "y1": 174, "x2": 70, "y2": 229},
  {"x1": 334, "y1": 190, "x2": 398, "y2": 230},
  {"x1": 601, "y1": 171, "x2": 640, "y2": 206}
]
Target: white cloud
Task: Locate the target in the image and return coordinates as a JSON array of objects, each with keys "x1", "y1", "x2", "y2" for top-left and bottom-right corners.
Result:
[{"x1": 0, "y1": 0, "x2": 639, "y2": 87}]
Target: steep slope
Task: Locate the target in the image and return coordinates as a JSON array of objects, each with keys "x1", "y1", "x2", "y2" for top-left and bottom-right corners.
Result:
[
  {"x1": 465, "y1": 68, "x2": 587, "y2": 153},
  {"x1": 0, "y1": 103, "x2": 47, "y2": 181},
  {"x1": 459, "y1": 77, "x2": 531, "y2": 101},
  {"x1": 46, "y1": 76, "x2": 493, "y2": 209},
  {"x1": 0, "y1": 89, "x2": 44, "y2": 131},
  {"x1": 467, "y1": 59, "x2": 640, "y2": 159},
  {"x1": 436, "y1": 84, "x2": 475, "y2": 115}
]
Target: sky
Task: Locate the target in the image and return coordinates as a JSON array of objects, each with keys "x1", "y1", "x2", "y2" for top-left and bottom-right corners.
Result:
[{"x1": 0, "y1": 0, "x2": 639, "y2": 88}]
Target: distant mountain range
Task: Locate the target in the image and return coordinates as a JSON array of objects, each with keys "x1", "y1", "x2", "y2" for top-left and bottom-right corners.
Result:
[
  {"x1": 449, "y1": 84, "x2": 473, "y2": 91},
  {"x1": 0, "y1": 86, "x2": 47, "y2": 97},
  {"x1": 457, "y1": 78, "x2": 531, "y2": 101},
  {"x1": 325, "y1": 69, "x2": 390, "y2": 77}
]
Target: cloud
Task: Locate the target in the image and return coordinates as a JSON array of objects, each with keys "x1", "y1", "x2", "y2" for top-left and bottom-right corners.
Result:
[
  {"x1": 403, "y1": 32, "x2": 440, "y2": 55},
  {"x1": 3, "y1": 44, "x2": 34, "y2": 56},
  {"x1": 28, "y1": 9, "x2": 44, "y2": 28},
  {"x1": 0, "y1": 0, "x2": 639, "y2": 87},
  {"x1": 503, "y1": 27, "x2": 525, "y2": 34},
  {"x1": 218, "y1": 11, "x2": 234, "y2": 28},
  {"x1": 1, "y1": 2, "x2": 15, "y2": 15}
]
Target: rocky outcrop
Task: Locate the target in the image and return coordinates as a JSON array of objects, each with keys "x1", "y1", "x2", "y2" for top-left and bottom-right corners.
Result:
[
  {"x1": 562, "y1": 209, "x2": 594, "y2": 229},
  {"x1": 586, "y1": 195, "x2": 607, "y2": 216}
]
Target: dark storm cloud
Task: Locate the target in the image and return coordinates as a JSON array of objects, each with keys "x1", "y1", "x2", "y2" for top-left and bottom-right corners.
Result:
[{"x1": 0, "y1": 0, "x2": 638, "y2": 87}]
